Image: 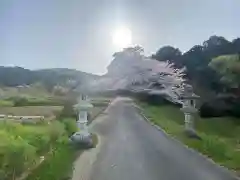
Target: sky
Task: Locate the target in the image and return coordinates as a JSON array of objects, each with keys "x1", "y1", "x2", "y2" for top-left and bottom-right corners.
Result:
[{"x1": 1, "y1": 0, "x2": 240, "y2": 75}]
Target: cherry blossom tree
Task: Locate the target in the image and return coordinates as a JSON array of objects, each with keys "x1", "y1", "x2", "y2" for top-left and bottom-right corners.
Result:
[{"x1": 90, "y1": 46, "x2": 187, "y2": 103}]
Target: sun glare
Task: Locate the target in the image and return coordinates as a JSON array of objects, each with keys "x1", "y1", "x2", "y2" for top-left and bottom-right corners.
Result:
[{"x1": 112, "y1": 26, "x2": 132, "y2": 49}]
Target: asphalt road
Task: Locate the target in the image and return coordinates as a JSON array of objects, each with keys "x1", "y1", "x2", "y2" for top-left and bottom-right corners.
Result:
[{"x1": 89, "y1": 97, "x2": 238, "y2": 180}]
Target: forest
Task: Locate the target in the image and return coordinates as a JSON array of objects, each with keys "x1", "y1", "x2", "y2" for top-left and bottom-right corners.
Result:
[
  {"x1": 153, "y1": 35, "x2": 240, "y2": 93},
  {"x1": 152, "y1": 35, "x2": 240, "y2": 118}
]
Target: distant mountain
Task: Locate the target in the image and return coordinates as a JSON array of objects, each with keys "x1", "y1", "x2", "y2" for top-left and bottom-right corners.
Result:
[{"x1": 0, "y1": 66, "x2": 98, "y2": 90}]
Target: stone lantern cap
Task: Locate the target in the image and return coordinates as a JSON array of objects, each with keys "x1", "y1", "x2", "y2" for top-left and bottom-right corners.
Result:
[
  {"x1": 180, "y1": 84, "x2": 200, "y2": 100},
  {"x1": 181, "y1": 93, "x2": 200, "y2": 100},
  {"x1": 74, "y1": 101, "x2": 93, "y2": 111},
  {"x1": 180, "y1": 107, "x2": 198, "y2": 113}
]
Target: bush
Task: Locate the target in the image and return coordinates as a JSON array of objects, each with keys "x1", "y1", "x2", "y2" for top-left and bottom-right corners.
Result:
[
  {"x1": 47, "y1": 121, "x2": 66, "y2": 142},
  {"x1": 58, "y1": 100, "x2": 76, "y2": 119},
  {"x1": 0, "y1": 121, "x2": 67, "y2": 180},
  {"x1": 200, "y1": 102, "x2": 227, "y2": 117},
  {"x1": 200, "y1": 97, "x2": 240, "y2": 119},
  {"x1": 13, "y1": 96, "x2": 28, "y2": 106},
  {"x1": 0, "y1": 130, "x2": 37, "y2": 180},
  {"x1": 62, "y1": 118, "x2": 78, "y2": 137},
  {"x1": 0, "y1": 100, "x2": 14, "y2": 107}
]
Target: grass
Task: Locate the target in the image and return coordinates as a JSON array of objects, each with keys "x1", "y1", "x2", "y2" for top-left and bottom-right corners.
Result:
[
  {"x1": 0, "y1": 100, "x2": 14, "y2": 107},
  {"x1": 25, "y1": 144, "x2": 78, "y2": 180},
  {"x1": 0, "y1": 120, "x2": 67, "y2": 180},
  {"x1": 19, "y1": 104, "x2": 102, "y2": 180},
  {"x1": 26, "y1": 134, "x2": 99, "y2": 180},
  {"x1": 0, "y1": 117, "x2": 83, "y2": 180},
  {"x1": 0, "y1": 94, "x2": 106, "y2": 180},
  {"x1": 139, "y1": 102, "x2": 240, "y2": 172}
]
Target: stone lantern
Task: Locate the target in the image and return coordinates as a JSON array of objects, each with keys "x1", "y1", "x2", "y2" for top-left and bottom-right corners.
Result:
[
  {"x1": 180, "y1": 84, "x2": 200, "y2": 135},
  {"x1": 74, "y1": 94, "x2": 93, "y2": 135},
  {"x1": 70, "y1": 93, "x2": 93, "y2": 146}
]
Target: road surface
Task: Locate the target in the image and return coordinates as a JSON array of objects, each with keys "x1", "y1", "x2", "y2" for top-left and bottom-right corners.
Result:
[{"x1": 87, "y1": 97, "x2": 238, "y2": 180}]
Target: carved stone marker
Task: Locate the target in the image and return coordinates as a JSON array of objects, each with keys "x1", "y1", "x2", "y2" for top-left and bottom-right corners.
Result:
[
  {"x1": 70, "y1": 94, "x2": 93, "y2": 147},
  {"x1": 180, "y1": 84, "x2": 200, "y2": 137}
]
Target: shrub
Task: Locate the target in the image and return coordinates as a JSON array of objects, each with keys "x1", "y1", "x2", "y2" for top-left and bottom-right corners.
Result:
[
  {"x1": 0, "y1": 100, "x2": 14, "y2": 107},
  {"x1": 58, "y1": 100, "x2": 76, "y2": 119},
  {"x1": 13, "y1": 96, "x2": 28, "y2": 106},
  {"x1": 47, "y1": 121, "x2": 66, "y2": 142},
  {"x1": 16, "y1": 127, "x2": 50, "y2": 155},
  {"x1": 199, "y1": 101, "x2": 228, "y2": 117},
  {"x1": 62, "y1": 118, "x2": 78, "y2": 136},
  {"x1": 0, "y1": 130, "x2": 37, "y2": 180},
  {"x1": 0, "y1": 121, "x2": 68, "y2": 180}
]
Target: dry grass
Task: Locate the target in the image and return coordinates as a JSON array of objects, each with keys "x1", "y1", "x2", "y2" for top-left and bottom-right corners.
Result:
[{"x1": 0, "y1": 106, "x2": 63, "y2": 117}]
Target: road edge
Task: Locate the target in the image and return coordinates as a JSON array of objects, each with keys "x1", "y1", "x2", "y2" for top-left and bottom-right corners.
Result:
[
  {"x1": 71, "y1": 99, "x2": 114, "y2": 180},
  {"x1": 133, "y1": 103, "x2": 240, "y2": 180}
]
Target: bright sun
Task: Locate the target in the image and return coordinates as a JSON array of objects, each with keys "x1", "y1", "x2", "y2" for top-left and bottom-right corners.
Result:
[{"x1": 112, "y1": 26, "x2": 132, "y2": 49}]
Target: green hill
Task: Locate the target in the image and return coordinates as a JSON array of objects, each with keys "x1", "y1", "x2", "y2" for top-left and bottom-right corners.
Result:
[{"x1": 0, "y1": 66, "x2": 98, "y2": 91}]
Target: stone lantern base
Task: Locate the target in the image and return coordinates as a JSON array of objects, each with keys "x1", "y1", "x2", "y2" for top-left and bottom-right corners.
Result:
[
  {"x1": 70, "y1": 132, "x2": 93, "y2": 148},
  {"x1": 180, "y1": 107, "x2": 201, "y2": 140}
]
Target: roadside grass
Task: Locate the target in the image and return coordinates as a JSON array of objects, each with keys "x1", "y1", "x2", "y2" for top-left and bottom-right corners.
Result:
[
  {"x1": 139, "y1": 102, "x2": 240, "y2": 172},
  {"x1": 26, "y1": 119, "x2": 99, "y2": 180},
  {"x1": 22, "y1": 98, "x2": 105, "y2": 180},
  {"x1": 0, "y1": 120, "x2": 67, "y2": 180},
  {"x1": 0, "y1": 95, "x2": 105, "y2": 180},
  {"x1": 0, "y1": 117, "x2": 84, "y2": 180},
  {"x1": 25, "y1": 143, "x2": 78, "y2": 180}
]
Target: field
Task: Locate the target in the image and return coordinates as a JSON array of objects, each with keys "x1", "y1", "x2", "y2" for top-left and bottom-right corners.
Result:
[
  {"x1": 0, "y1": 106, "x2": 62, "y2": 117},
  {"x1": 0, "y1": 85, "x2": 110, "y2": 180},
  {"x1": 139, "y1": 102, "x2": 240, "y2": 173},
  {"x1": 0, "y1": 86, "x2": 52, "y2": 99}
]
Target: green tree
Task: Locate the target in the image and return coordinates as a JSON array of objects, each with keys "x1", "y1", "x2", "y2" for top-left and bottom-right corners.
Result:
[
  {"x1": 152, "y1": 46, "x2": 182, "y2": 67},
  {"x1": 209, "y1": 54, "x2": 240, "y2": 88}
]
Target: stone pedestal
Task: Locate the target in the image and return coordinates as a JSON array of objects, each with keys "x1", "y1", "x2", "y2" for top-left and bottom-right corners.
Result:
[
  {"x1": 181, "y1": 106, "x2": 198, "y2": 132},
  {"x1": 180, "y1": 84, "x2": 200, "y2": 135},
  {"x1": 75, "y1": 94, "x2": 93, "y2": 135}
]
